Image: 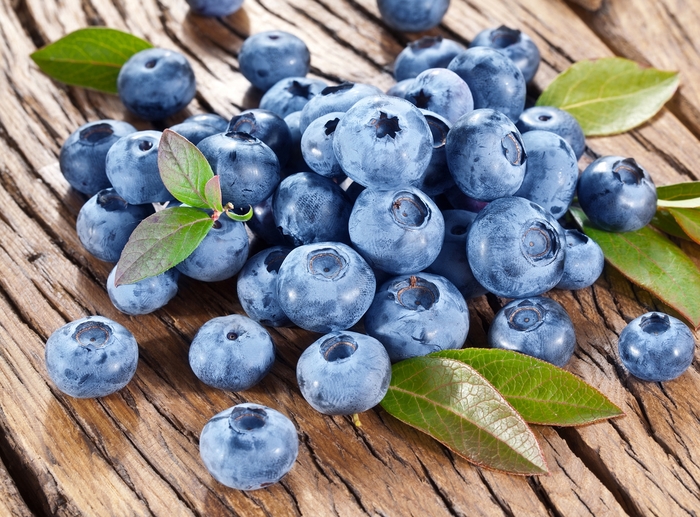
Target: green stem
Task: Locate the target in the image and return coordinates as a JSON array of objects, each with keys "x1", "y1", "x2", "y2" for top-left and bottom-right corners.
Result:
[{"x1": 657, "y1": 197, "x2": 700, "y2": 209}]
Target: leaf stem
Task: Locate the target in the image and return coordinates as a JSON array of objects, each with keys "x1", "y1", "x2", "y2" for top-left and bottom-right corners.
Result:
[{"x1": 657, "y1": 198, "x2": 700, "y2": 209}]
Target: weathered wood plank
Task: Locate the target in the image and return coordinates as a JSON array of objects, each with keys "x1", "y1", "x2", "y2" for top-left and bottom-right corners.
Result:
[{"x1": 0, "y1": 454, "x2": 34, "y2": 517}]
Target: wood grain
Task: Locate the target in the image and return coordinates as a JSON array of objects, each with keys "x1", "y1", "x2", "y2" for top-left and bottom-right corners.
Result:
[{"x1": 1, "y1": 0, "x2": 700, "y2": 515}]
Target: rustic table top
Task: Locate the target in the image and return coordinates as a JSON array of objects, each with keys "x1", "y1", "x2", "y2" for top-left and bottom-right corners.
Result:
[{"x1": 1, "y1": 0, "x2": 700, "y2": 515}]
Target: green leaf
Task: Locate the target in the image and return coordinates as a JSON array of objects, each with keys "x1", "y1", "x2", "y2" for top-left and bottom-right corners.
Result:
[
  {"x1": 30, "y1": 28, "x2": 152, "y2": 94},
  {"x1": 537, "y1": 57, "x2": 679, "y2": 136},
  {"x1": 226, "y1": 205, "x2": 254, "y2": 222},
  {"x1": 651, "y1": 210, "x2": 690, "y2": 240},
  {"x1": 432, "y1": 349, "x2": 623, "y2": 426},
  {"x1": 656, "y1": 182, "x2": 700, "y2": 201},
  {"x1": 158, "y1": 130, "x2": 217, "y2": 209},
  {"x1": 204, "y1": 176, "x2": 223, "y2": 213},
  {"x1": 380, "y1": 356, "x2": 548, "y2": 475},
  {"x1": 114, "y1": 207, "x2": 213, "y2": 285},
  {"x1": 667, "y1": 208, "x2": 700, "y2": 245},
  {"x1": 570, "y1": 207, "x2": 700, "y2": 328}
]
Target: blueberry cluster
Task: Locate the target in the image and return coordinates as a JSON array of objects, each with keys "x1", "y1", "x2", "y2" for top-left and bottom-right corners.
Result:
[{"x1": 50, "y1": 15, "x2": 694, "y2": 494}]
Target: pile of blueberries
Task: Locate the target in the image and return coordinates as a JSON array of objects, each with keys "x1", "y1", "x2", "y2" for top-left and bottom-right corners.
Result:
[{"x1": 46, "y1": 13, "x2": 696, "y2": 491}]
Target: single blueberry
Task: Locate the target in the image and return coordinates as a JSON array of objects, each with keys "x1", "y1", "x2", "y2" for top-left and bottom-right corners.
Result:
[
  {"x1": 415, "y1": 109, "x2": 455, "y2": 196},
  {"x1": 467, "y1": 197, "x2": 566, "y2": 298},
  {"x1": 117, "y1": 48, "x2": 196, "y2": 121},
  {"x1": 299, "y1": 112, "x2": 345, "y2": 180},
  {"x1": 405, "y1": 68, "x2": 473, "y2": 124},
  {"x1": 446, "y1": 109, "x2": 527, "y2": 201},
  {"x1": 349, "y1": 187, "x2": 444, "y2": 275},
  {"x1": 76, "y1": 188, "x2": 155, "y2": 263},
  {"x1": 169, "y1": 113, "x2": 229, "y2": 145},
  {"x1": 333, "y1": 95, "x2": 433, "y2": 189},
  {"x1": 386, "y1": 79, "x2": 415, "y2": 99},
  {"x1": 260, "y1": 76, "x2": 327, "y2": 119},
  {"x1": 618, "y1": 312, "x2": 695, "y2": 382},
  {"x1": 199, "y1": 404, "x2": 298, "y2": 490},
  {"x1": 45, "y1": 316, "x2": 139, "y2": 398},
  {"x1": 272, "y1": 172, "x2": 352, "y2": 246},
  {"x1": 377, "y1": 0, "x2": 450, "y2": 32},
  {"x1": 277, "y1": 242, "x2": 376, "y2": 333},
  {"x1": 296, "y1": 331, "x2": 391, "y2": 415},
  {"x1": 365, "y1": 273, "x2": 470, "y2": 362},
  {"x1": 470, "y1": 26, "x2": 541, "y2": 83},
  {"x1": 515, "y1": 130, "x2": 578, "y2": 217},
  {"x1": 448, "y1": 47, "x2": 526, "y2": 121},
  {"x1": 239, "y1": 31, "x2": 310, "y2": 91},
  {"x1": 237, "y1": 246, "x2": 293, "y2": 327},
  {"x1": 59, "y1": 119, "x2": 136, "y2": 196},
  {"x1": 189, "y1": 314, "x2": 276, "y2": 391},
  {"x1": 299, "y1": 81, "x2": 383, "y2": 134},
  {"x1": 246, "y1": 194, "x2": 290, "y2": 246},
  {"x1": 516, "y1": 106, "x2": 586, "y2": 160},
  {"x1": 555, "y1": 230, "x2": 605, "y2": 290},
  {"x1": 107, "y1": 266, "x2": 180, "y2": 315},
  {"x1": 282, "y1": 110, "x2": 312, "y2": 175},
  {"x1": 175, "y1": 216, "x2": 249, "y2": 282},
  {"x1": 227, "y1": 109, "x2": 293, "y2": 166},
  {"x1": 394, "y1": 36, "x2": 466, "y2": 82},
  {"x1": 198, "y1": 131, "x2": 280, "y2": 208},
  {"x1": 578, "y1": 156, "x2": 657, "y2": 232},
  {"x1": 106, "y1": 130, "x2": 175, "y2": 205},
  {"x1": 186, "y1": 0, "x2": 243, "y2": 17},
  {"x1": 488, "y1": 297, "x2": 576, "y2": 367}
]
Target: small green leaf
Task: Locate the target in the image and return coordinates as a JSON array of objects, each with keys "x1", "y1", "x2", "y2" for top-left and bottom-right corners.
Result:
[
  {"x1": 115, "y1": 207, "x2": 213, "y2": 285},
  {"x1": 570, "y1": 207, "x2": 700, "y2": 328},
  {"x1": 380, "y1": 356, "x2": 548, "y2": 475},
  {"x1": 651, "y1": 210, "x2": 690, "y2": 240},
  {"x1": 30, "y1": 28, "x2": 152, "y2": 93},
  {"x1": 226, "y1": 205, "x2": 254, "y2": 222},
  {"x1": 204, "y1": 176, "x2": 223, "y2": 213},
  {"x1": 667, "y1": 208, "x2": 700, "y2": 245},
  {"x1": 432, "y1": 349, "x2": 623, "y2": 426},
  {"x1": 158, "y1": 130, "x2": 217, "y2": 209},
  {"x1": 657, "y1": 182, "x2": 700, "y2": 201},
  {"x1": 537, "y1": 58, "x2": 679, "y2": 136}
]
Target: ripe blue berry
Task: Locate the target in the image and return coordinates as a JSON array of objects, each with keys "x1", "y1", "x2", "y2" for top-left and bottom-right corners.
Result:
[
  {"x1": 555, "y1": 230, "x2": 605, "y2": 290},
  {"x1": 186, "y1": 0, "x2": 243, "y2": 17},
  {"x1": 169, "y1": 113, "x2": 229, "y2": 145},
  {"x1": 260, "y1": 76, "x2": 327, "y2": 119},
  {"x1": 107, "y1": 266, "x2": 180, "y2": 315},
  {"x1": 394, "y1": 36, "x2": 465, "y2": 82},
  {"x1": 469, "y1": 26, "x2": 541, "y2": 83},
  {"x1": 377, "y1": 0, "x2": 450, "y2": 32},
  {"x1": 239, "y1": 31, "x2": 310, "y2": 91},
  {"x1": 516, "y1": 106, "x2": 586, "y2": 160}
]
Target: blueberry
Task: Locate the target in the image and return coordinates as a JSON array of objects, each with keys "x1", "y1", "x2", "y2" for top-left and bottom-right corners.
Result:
[
  {"x1": 393, "y1": 36, "x2": 465, "y2": 82},
  {"x1": 469, "y1": 26, "x2": 541, "y2": 83},
  {"x1": 282, "y1": 110, "x2": 312, "y2": 175},
  {"x1": 107, "y1": 266, "x2": 180, "y2": 315},
  {"x1": 349, "y1": 187, "x2": 444, "y2": 275},
  {"x1": 555, "y1": 230, "x2": 605, "y2": 290},
  {"x1": 377, "y1": 0, "x2": 450, "y2": 32},
  {"x1": 516, "y1": 106, "x2": 586, "y2": 160},
  {"x1": 199, "y1": 404, "x2": 298, "y2": 490},
  {"x1": 237, "y1": 246, "x2": 293, "y2": 327},
  {"x1": 175, "y1": 216, "x2": 249, "y2": 282},
  {"x1": 189, "y1": 315, "x2": 276, "y2": 391},
  {"x1": 169, "y1": 113, "x2": 229, "y2": 145},
  {"x1": 618, "y1": 312, "x2": 695, "y2": 382},
  {"x1": 227, "y1": 109, "x2": 293, "y2": 166},
  {"x1": 488, "y1": 297, "x2": 576, "y2": 367},
  {"x1": 414, "y1": 110, "x2": 455, "y2": 196},
  {"x1": 467, "y1": 197, "x2": 566, "y2": 298},
  {"x1": 186, "y1": 0, "x2": 243, "y2": 17},
  {"x1": 272, "y1": 172, "x2": 352, "y2": 246},
  {"x1": 198, "y1": 131, "x2": 280, "y2": 208},
  {"x1": 76, "y1": 188, "x2": 155, "y2": 263},
  {"x1": 365, "y1": 273, "x2": 469, "y2": 362},
  {"x1": 386, "y1": 78, "x2": 415, "y2": 99},
  {"x1": 405, "y1": 68, "x2": 473, "y2": 124},
  {"x1": 296, "y1": 331, "x2": 391, "y2": 415},
  {"x1": 448, "y1": 47, "x2": 526, "y2": 121},
  {"x1": 514, "y1": 130, "x2": 578, "y2": 217},
  {"x1": 578, "y1": 156, "x2": 657, "y2": 233},
  {"x1": 277, "y1": 242, "x2": 376, "y2": 333},
  {"x1": 446, "y1": 109, "x2": 527, "y2": 201},
  {"x1": 246, "y1": 194, "x2": 290, "y2": 246},
  {"x1": 117, "y1": 48, "x2": 196, "y2": 121},
  {"x1": 59, "y1": 119, "x2": 136, "y2": 196},
  {"x1": 299, "y1": 112, "x2": 345, "y2": 180},
  {"x1": 426, "y1": 209, "x2": 486, "y2": 299},
  {"x1": 333, "y1": 95, "x2": 433, "y2": 189},
  {"x1": 260, "y1": 77, "x2": 327, "y2": 119},
  {"x1": 106, "y1": 130, "x2": 175, "y2": 205},
  {"x1": 239, "y1": 31, "x2": 310, "y2": 92},
  {"x1": 45, "y1": 316, "x2": 139, "y2": 398},
  {"x1": 299, "y1": 81, "x2": 383, "y2": 134}
]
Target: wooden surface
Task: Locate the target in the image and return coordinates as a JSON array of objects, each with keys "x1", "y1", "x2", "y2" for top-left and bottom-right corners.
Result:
[{"x1": 1, "y1": 0, "x2": 700, "y2": 515}]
